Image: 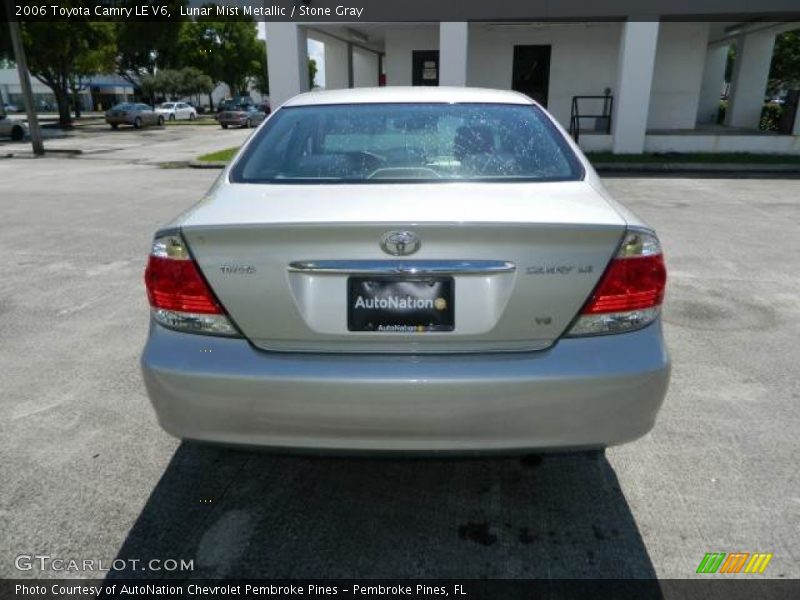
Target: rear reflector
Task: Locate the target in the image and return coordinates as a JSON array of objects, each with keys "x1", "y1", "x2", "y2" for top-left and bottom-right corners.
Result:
[
  {"x1": 567, "y1": 229, "x2": 666, "y2": 337},
  {"x1": 144, "y1": 233, "x2": 239, "y2": 336}
]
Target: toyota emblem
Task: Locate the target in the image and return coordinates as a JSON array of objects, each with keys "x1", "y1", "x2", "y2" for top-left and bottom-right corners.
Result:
[{"x1": 380, "y1": 231, "x2": 421, "y2": 256}]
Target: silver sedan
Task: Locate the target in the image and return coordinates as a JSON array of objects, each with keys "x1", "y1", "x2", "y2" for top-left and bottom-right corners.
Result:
[
  {"x1": 0, "y1": 115, "x2": 27, "y2": 140},
  {"x1": 141, "y1": 87, "x2": 670, "y2": 454},
  {"x1": 217, "y1": 105, "x2": 267, "y2": 129},
  {"x1": 105, "y1": 102, "x2": 164, "y2": 129}
]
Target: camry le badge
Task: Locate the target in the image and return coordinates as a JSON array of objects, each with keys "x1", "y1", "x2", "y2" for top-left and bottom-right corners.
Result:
[{"x1": 380, "y1": 231, "x2": 421, "y2": 256}]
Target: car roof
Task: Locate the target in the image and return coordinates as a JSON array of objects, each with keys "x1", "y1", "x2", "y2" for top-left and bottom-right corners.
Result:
[{"x1": 283, "y1": 86, "x2": 535, "y2": 107}]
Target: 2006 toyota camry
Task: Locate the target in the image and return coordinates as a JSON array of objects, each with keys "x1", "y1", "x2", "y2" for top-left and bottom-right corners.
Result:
[{"x1": 141, "y1": 87, "x2": 669, "y2": 454}]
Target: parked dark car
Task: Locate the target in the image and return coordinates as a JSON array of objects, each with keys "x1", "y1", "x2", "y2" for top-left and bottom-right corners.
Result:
[
  {"x1": 217, "y1": 104, "x2": 267, "y2": 129},
  {"x1": 216, "y1": 96, "x2": 254, "y2": 113},
  {"x1": 105, "y1": 103, "x2": 164, "y2": 129}
]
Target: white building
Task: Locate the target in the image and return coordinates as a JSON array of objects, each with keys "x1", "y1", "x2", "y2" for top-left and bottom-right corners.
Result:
[
  {"x1": 0, "y1": 68, "x2": 135, "y2": 112},
  {"x1": 265, "y1": 19, "x2": 800, "y2": 155}
]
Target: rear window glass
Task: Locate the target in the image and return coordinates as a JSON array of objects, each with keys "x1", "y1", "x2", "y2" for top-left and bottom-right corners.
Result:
[{"x1": 230, "y1": 103, "x2": 582, "y2": 183}]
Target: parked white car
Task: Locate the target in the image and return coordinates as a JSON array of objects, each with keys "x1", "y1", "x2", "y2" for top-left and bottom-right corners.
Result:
[
  {"x1": 155, "y1": 102, "x2": 197, "y2": 121},
  {"x1": 0, "y1": 115, "x2": 27, "y2": 141}
]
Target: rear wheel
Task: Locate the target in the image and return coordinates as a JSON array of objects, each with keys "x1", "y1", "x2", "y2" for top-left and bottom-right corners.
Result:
[
  {"x1": 11, "y1": 125, "x2": 24, "y2": 141},
  {"x1": 169, "y1": 113, "x2": 175, "y2": 121},
  {"x1": 133, "y1": 117, "x2": 142, "y2": 129},
  {"x1": 245, "y1": 118, "x2": 252, "y2": 128},
  {"x1": 158, "y1": 116, "x2": 165, "y2": 126},
  {"x1": 110, "y1": 123, "x2": 118, "y2": 130},
  {"x1": 221, "y1": 123, "x2": 228, "y2": 129},
  {"x1": 189, "y1": 112, "x2": 196, "y2": 121}
]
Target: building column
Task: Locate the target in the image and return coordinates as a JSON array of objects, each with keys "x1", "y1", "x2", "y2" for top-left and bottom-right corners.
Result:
[
  {"x1": 725, "y1": 31, "x2": 775, "y2": 129},
  {"x1": 439, "y1": 22, "x2": 469, "y2": 87},
  {"x1": 265, "y1": 23, "x2": 309, "y2": 107},
  {"x1": 319, "y1": 35, "x2": 349, "y2": 90},
  {"x1": 612, "y1": 20, "x2": 659, "y2": 154},
  {"x1": 696, "y1": 45, "x2": 729, "y2": 125}
]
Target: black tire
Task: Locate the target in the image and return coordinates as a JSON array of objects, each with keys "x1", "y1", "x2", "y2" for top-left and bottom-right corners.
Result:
[
  {"x1": 245, "y1": 119, "x2": 252, "y2": 128},
  {"x1": 158, "y1": 116, "x2": 165, "y2": 126},
  {"x1": 11, "y1": 125, "x2": 24, "y2": 141},
  {"x1": 221, "y1": 123, "x2": 228, "y2": 129},
  {"x1": 189, "y1": 113, "x2": 196, "y2": 121},
  {"x1": 110, "y1": 123, "x2": 118, "y2": 130},
  {"x1": 133, "y1": 117, "x2": 142, "y2": 129},
  {"x1": 169, "y1": 113, "x2": 175, "y2": 121}
]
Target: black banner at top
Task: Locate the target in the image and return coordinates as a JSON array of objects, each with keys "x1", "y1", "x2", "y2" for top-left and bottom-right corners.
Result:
[{"x1": 4, "y1": 0, "x2": 800, "y2": 22}]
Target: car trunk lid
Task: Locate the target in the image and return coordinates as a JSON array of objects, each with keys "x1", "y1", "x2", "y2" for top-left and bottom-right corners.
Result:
[{"x1": 180, "y1": 181, "x2": 626, "y2": 353}]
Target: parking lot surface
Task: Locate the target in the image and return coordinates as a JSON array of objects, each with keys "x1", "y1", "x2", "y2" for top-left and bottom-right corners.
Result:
[
  {"x1": 0, "y1": 120, "x2": 251, "y2": 164},
  {"x1": 1, "y1": 128, "x2": 798, "y2": 579}
]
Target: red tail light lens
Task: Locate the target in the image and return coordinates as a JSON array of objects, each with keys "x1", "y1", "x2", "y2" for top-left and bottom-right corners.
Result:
[
  {"x1": 145, "y1": 256, "x2": 222, "y2": 314},
  {"x1": 567, "y1": 229, "x2": 666, "y2": 337},
  {"x1": 144, "y1": 232, "x2": 239, "y2": 336},
  {"x1": 582, "y1": 254, "x2": 666, "y2": 314}
]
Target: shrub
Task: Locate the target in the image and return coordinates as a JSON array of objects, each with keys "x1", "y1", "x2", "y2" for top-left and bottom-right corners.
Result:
[{"x1": 759, "y1": 103, "x2": 784, "y2": 131}]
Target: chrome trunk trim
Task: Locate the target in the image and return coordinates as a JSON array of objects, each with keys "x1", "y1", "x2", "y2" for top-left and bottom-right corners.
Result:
[{"x1": 287, "y1": 260, "x2": 516, "y2": 275}]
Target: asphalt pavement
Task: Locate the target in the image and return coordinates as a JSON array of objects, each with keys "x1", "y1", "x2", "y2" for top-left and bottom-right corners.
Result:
[{"x1": 0, "y1": 127, "x2": 798, "y2": 579}]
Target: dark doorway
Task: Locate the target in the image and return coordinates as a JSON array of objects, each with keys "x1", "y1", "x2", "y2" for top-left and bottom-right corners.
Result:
[
  {"x1": 512, "y1": 45, "x2": 552, "y2": 106},
  {"x1": 412, "y1": 50, "x2": 440, "y2": 86}
]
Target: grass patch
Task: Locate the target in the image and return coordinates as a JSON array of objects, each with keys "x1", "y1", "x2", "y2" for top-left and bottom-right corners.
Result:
[
  {"x1": 165, "y1": 118, "x2": 219, "y2": 126},
  {"x1": 586, "y1": 152, "x2": 800, "y2": 165},
  {"x1": 197, "y1": 147, "x2": 239, "y2": 162}
]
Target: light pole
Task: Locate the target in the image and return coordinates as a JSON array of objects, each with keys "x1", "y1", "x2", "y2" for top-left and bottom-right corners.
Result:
[{"x1": 4, "y1": 0, "x2": 45, "y2": 155}]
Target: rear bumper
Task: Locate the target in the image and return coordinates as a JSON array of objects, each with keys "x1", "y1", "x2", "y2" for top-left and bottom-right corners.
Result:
[{"x1": 141, "y1": 321, "x2": 670, "y2": 453}]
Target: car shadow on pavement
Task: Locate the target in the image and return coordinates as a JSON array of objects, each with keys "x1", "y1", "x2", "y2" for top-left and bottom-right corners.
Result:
[{"x1": 108, "y1": 442, "x2": 658, "y2": 580}]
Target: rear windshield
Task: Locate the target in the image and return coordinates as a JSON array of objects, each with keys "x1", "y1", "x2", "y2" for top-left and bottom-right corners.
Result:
[
  {"x1": 230, "y1": 103, "x2": 583, "y2": 183},
  {"x1": 160, "y1": 103, "x2": 175, "y2": 108}
]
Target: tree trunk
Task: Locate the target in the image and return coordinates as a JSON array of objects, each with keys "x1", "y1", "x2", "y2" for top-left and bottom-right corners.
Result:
[
  {"x1": 208, "y1": 92, "x2": 214, "y2": 111},
  {"x1": 54, "y1": 88, "x2": 72, "y2": 128},
  {"x1": 72, "y1": 90, "x2": 82, "y2": 119}
]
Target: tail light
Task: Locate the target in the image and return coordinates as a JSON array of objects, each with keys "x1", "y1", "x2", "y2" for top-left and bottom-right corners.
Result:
[
  {"x1": 567, "y1": 228, "x2": 666, "y2": 337},
  {"x1": 144, "y1": 232, "x2": 239, "y2": 336}
]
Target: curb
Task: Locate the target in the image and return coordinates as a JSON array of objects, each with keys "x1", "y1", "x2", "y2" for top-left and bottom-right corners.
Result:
[
  {"x1": 189, "y1": 160, "x2": 227, "y2": 169},
  {"x1": 0, "y1": 148, "x2": 83, "y2": 158},
  {"x1": 594, "y1": 162, "x2": 800, "y2": 174}
]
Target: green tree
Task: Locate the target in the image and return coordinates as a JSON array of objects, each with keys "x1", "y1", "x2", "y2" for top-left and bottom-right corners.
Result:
[
  {"x1": 20, "y1": 19, "x2": 116, "y2": 126},
  {"x1": 724, "y1": 46, "x2": 736, "y2": 84},
  {"x1": 252, "y1": 40, "x2": 269, "y2": 96},
  {"x1": 115, "y1": 1, "x2": 187, "y2": 85},
  {"x1": 178, "y1": 66, "x2": 214, "y2": 102},
  {"x1": 69, "y1": 32, "x2": 117, "y2": 118},
  {"x1": 768, "y1": 29, "x2": 800, "y2": 90},
  {"x1": 0, "y1": 22, "x2": 11, "y2": 67},
  {"x1": 0, "y1": 28, "x2": 8, "y2": 115},
  {"x1": 308, "y1": 58, "x2": 317, "y2": 89},
  {"x1": 179, "y1": 16, "x2": 262, "y2": 106},
  {"x1": 140, "y1": 67, "x2": 214, "y2": 105}
]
